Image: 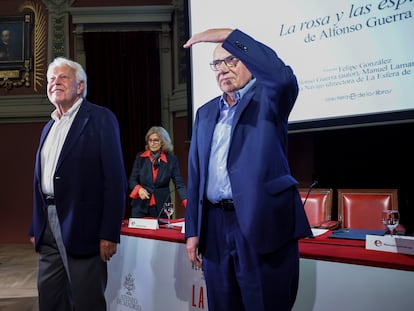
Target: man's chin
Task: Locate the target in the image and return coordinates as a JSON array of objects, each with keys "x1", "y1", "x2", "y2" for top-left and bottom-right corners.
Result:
[{"x1": 220, "y1": 82, "x2": 236, "y2": 91}]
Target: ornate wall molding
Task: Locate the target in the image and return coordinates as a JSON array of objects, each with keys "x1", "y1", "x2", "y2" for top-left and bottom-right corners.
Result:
[
  {"x1": 0, "y1": 95, "x2": 51, "y2": 123},
  {"x1": 19, "y1": 1, "x2": 47, "y2": 92},
  {"x1": 68, "y1": 5, "x2": 185, "y2": 130},
  {"x1": 42, "y1": 0, "x2": 74, "y2": 15},
  {"x1": 69, "y1": 6, "x2": 174, "y2": 25},
  {"x1": 42, "y1": 0, "x2": 74, "y2": 61}
]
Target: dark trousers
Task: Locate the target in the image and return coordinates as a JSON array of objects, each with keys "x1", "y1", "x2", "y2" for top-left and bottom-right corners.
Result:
[
  {"x1": 202, "y1": 206, "x2": 300, "y2": 311},
  {"x1": 37, "y1": 208, "x2": 107, "y2": 311}
]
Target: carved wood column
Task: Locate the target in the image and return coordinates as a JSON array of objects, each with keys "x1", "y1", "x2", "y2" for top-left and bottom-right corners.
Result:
[{"x1": 42, "y1": 0, "x2": 74, "y2": 62}]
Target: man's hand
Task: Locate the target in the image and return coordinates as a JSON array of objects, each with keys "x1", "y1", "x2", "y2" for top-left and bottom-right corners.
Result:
[
  {"x1": 100, "y1": 239, "x2": 117, "y2": 262},
  {"x1": 186, "y1": 236, "x2": 202, "y2": 268},
  {"x1": 183, "y1": 28, "x2": 233, "y2": 48}
]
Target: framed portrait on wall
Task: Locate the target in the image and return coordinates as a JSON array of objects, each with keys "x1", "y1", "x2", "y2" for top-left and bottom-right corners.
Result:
[{"x1": 0, "y1": 13, "x2": 33, "y2": 87}]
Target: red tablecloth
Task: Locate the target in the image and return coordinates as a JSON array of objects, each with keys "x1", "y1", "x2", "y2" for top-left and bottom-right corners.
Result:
[
  {"x1": 121, "y1": 219, "x2": 414, "y2": 271},
  {"x1": 300, "y1": 230, "x2": 414, "y2": 271},
  {"x1": 121, "y1": 218, "x2": 185, "y2": 243}
]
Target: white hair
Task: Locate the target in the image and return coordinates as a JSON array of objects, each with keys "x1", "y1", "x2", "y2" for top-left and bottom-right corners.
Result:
[{"x1": 47, "y1": 57, "x2": 88, "y2": 98}]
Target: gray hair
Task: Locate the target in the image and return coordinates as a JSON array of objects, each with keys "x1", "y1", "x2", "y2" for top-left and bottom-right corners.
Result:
[
  {"x1": 145, "y1": 126, "x2": 173, "y2": 153},
  {"x1": 47, "y1": 57, "x2": 88, "y2": 98}
]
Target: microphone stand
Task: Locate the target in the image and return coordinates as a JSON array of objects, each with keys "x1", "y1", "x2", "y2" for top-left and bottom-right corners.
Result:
[{"x1": 303, "y1": 180, "x2": 318, "y2": 207}]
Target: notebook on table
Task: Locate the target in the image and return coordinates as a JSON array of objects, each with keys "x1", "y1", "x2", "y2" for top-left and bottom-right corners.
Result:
[{"x1": 329, "y1": 228, "x2": 387, "y2": 240}]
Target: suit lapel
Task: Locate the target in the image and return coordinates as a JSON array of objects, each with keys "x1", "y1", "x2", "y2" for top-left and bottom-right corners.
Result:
[
  {"x1": 231, "y1": 83, "x2": 256, "y2": 138},
  {"x1": 203, "y1": 101, "x2": 220, "y2": 162},
  {"x1": 35, "y1": 120, "x2": 54, "y2": 181},
  {"x1": 55, "y1": 101, "x2": 91, "y2": 171}
]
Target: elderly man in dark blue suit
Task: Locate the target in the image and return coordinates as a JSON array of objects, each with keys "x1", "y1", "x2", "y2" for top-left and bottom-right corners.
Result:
[
  {"x1": 29, "y1": 57, "x2": 127, "y2": 311},
  {"x1": 184, "y1": 29, "x2": 312, "y2": 311}
]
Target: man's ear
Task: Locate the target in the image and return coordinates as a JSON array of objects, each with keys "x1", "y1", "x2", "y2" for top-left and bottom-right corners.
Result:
[{"x1": 77, "y1": 80, "x2": 85, "y2": 95}]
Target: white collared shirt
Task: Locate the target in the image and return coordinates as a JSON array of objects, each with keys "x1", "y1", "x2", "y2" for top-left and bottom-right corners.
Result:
[{"x1": 41, "y1": 99, "x2": 82, "y2": 195}]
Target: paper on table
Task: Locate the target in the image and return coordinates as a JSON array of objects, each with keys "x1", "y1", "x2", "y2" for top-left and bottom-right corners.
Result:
[
  {"x1": 173, "y1": 221, "x2": 185, "y2": 227},
  {"x1": 128, "y1": 218, "x2": 159, "y2": 230},
  {"x1": 311, "y1": 228, "x2": 329, "y2": 237},
  {"x1": 366, "y1": 234, "x2": 414, "y2": 255},
  {"x1": 169, "y1": 219, "x2": 185, "y2": 233}
]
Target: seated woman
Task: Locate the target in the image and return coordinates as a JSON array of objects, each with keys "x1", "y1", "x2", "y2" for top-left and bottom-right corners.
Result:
[{"x1": 128, "y1": 126, "x2": 187, "y2": 219}]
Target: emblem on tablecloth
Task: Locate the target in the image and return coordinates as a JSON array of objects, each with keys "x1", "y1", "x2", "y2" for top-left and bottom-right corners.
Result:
[
  {"x1": 114, "y1": 273, "x2": 142, "y2": 310},
  {"x1": 123, "y1": 273, "x2": 136, "y2": 295}
]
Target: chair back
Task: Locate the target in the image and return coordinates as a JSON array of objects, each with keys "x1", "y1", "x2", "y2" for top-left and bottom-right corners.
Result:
[
  {"x1": 337, "y1": 189, "x2": 398, "y2": 230},
  {"x1": 299, "y1": 188, "x2": 333, "y2": 227}
]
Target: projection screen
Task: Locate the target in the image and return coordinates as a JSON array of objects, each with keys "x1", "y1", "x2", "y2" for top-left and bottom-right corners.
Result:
[{"x1": 186, "y1": 0, "x2": 414, "y2": 131}]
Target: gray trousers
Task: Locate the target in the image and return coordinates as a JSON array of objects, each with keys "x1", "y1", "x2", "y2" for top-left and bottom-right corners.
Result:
[{"x1": 37, "y1": 205, "x2": 107, "y2": 311}]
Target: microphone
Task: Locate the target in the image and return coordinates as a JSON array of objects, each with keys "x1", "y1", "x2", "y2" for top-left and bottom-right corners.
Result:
[
  {"x1": 303, "y1": 180, "x2": 318, "y2": 206},
  {"x1": 156, "y1": 189, "x2": 175, "y2": 225}
]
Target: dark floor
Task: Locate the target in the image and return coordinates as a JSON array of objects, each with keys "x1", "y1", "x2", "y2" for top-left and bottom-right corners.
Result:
[{"x1": 0, "y1": 244, "x2": 38, "y2": 311}]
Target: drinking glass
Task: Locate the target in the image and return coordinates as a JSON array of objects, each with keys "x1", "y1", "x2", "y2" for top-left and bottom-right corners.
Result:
[
  {"x1": 163, "y1": 202, "x2": 175, "y2": 228},
  {"x1": 382, "y1": 209, "x2": 400, "y2": 236}
]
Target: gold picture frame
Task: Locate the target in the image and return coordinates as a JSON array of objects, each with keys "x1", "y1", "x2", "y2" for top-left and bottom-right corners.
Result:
[{"x1": 0, "y1": 13, "x2": 33, "y2": 90}]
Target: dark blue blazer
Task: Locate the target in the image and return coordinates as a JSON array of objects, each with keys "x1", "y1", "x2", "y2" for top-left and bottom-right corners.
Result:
[
  {"x1": 30, "y1": 100, "x2": 127, "y2": 255},
  {"x1": 129, "y1": 151, "x2": 187, "y2": 215},
  {"x1": 185, "y1": 29, "x2": 312, "y2": 254}
]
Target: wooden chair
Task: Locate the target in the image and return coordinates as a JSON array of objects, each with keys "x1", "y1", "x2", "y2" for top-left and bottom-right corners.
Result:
[
  {"x1": 299, "y1": 188, "x2": 334, "y2": 228},
  {"x1": 337, "y1": 189, "x2": 398, "y2": 230}
]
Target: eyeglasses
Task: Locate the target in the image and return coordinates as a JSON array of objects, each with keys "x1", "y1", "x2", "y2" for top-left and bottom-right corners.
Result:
[
  {"x1": 209, "y1": 55, "x2": 240, "y2": 71},
  {"x1": 148, "y1": 138, "x2": 160, "y2": 144}
]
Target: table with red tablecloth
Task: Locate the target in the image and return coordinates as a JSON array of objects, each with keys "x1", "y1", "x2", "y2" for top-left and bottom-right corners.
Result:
[
  {"x1": 121, "y1": 219, "x2": 414, "y2": 271},
  {"x1": 299, "y1": 230, "x2": 414, "y2": 271},
  {"x1": 105, "y1": 220, "x2": 414, "y2": 311}
]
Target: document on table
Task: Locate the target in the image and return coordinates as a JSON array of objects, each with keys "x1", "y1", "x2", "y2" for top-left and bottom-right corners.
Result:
[
  {"x1": 311, "y1": 228, "x2": 329, "y2": 237},
  {"x1": 172, "y1": 219, "x2": 185, "y2": 233}
]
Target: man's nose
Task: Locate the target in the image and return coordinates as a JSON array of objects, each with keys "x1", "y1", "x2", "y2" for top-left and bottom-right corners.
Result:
[{"x1": 217, "y1": 62, "x2": 230, "y2": 72}]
